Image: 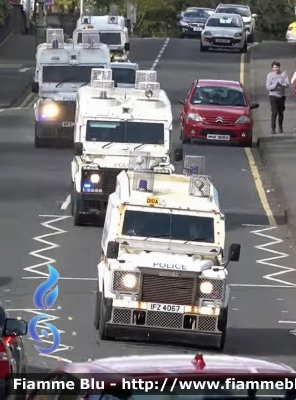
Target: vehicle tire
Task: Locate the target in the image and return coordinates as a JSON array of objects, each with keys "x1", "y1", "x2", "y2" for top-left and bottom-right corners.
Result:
[
  {"x1": 242, "y1": 138, "x2": 252, "y2": 147},
  {"x1": 73, "y1": 192, "x2": 83, "y2": 226},
  {"x1": 217, "y1": 306, "x2": 228, "y2": 351},
  {"x1": 247, "y1": 32, "x2": 254, "y2": 43},
  {"x1": 200, "y1": 42, "x2": 208, "y2": 52},
  {"x1": 179, "y1": 34, "x2": 185, "y2": 39},
  {"x1": 240, "y1": 41, "x2": 248, "y2": 53},
  {"x1": 34, "y1": 123, "x2": 46, "y2": 148},
  {"x1": 94, "y1": 288, "x2": 109, "y2": 340},
  {"x1": 181, "y1": 129, "x2": 191, "y2": 144}
]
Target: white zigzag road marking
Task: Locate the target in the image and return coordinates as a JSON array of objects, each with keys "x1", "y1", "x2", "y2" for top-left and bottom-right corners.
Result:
[
  {"x1": 252, "y1": 226, "x2": 295, "y2": 286},
  {"x1": 22, "y1": 215, "x2": 72, "y2": 362},
  {"x1": 25, "y1": 215, "x2": 71, "y2": 277}
]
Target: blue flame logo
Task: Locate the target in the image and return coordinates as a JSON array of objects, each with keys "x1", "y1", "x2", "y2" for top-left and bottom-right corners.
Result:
[{"x1": 28, "y1": 264, "x2": 60, "y2": 355}]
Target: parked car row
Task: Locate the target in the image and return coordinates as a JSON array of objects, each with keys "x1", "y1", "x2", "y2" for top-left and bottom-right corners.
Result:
[{"x1": 179, "y1": 3, "x2": 257, "y2": 43}]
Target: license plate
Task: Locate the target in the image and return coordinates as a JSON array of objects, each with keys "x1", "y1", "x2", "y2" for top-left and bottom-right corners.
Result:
[
  {"x1": 62, "y1": 122, "x2": 75, "y2": 127},
  {"x1": 215, "y1": 39, "x2": 230, "y2": 43},
  {"x1": 207, "y1": 134, "x2": 230, "y2": 141},
  {"x1": 193, "y1": 27, "x2": 202, "y2": 31},
  {"x1": 147, "y1": 303, "x2": 184, "y2": 313}
]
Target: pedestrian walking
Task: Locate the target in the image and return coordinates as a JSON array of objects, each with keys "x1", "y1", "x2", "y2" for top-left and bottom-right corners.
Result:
[{"x1": 266, "y1": 61, "x2": 289, "y2": 134}]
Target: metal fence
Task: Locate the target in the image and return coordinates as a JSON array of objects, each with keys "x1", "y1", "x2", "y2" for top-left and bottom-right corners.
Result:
[{"x1": 0, "y1": 12, "x2": 11, "y2": 43}]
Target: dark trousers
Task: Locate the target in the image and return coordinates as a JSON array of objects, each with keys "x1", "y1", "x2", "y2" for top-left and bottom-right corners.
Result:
[{"x1": 269, "y1": 95, "x2": 285, "y2": 130}]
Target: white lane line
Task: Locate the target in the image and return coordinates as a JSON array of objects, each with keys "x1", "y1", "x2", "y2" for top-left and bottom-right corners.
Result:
[
  {"x1": 230, "y1": 284, "x2": 296, "y2": 288},
  {"x1": 60, "y1": 39, "x2": 170, "y2": 211},
  {"x1": 19, "y1": 68, "x2": 31, "y2": 72},
  {"x1": 7, "y1": 308, "x2": 56, "y2": 311},
  {"x1": 61, "y1": 195, "x2": 71, "y2": 210},
  {"x1": 251, "y1": 226, "x2": 294, "y2": 286},
  {"x1": 22, "y1": 277, "x2": 96, "y2": 280},
  {"x1": 279, "y1": 321, "x2": 296, "y2": 324},
  {"x1": 151, "y1": 37, "x2": 170, "y2": 70}
]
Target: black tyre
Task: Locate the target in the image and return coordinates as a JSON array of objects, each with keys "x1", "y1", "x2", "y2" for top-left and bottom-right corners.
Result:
[
  {"x1": 247, "y1": 33, "x2": 254, "y2": 43},
  {"x1": 73, "y1": 193, "x2": 83, "y2": 226},
  {"x1": 200, "y1": 42, "x2": 208, "y2": 52},
  {"x1": 181, "y1": 129, "x2": 190, "y2": 144},
  {"x1": 240, "y1": 41, "x2": 248, "y2": 53},
  {"x1": 94, "y1": 289, "x2": 108, "y2": 340},
  {"x1": 217, "y1": 307, "x2": 228, "y2": 351},
  {"x1": 34, "y1": 123, "x2": 47, "y2": 148}
]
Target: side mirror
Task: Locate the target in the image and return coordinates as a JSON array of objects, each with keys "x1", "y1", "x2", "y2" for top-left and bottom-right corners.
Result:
[
  {"x1": 74, "y1": 142, "x2": 83, "y2": 156},
  {"x1": 3, "y1": 318, "x2": 28, "y2": 337},
  {"x1": 179, "y1": 99, "x2": 186, "y2": 105},
  {"x1": 251, "y1": 13, "x2": 257, "y2": 18},
  {"x1": 31, "y1": 81, "x2": 39, "y2": 93},
  {"x1": 228, "y1": 243, "x2": 241, "y2": 262},
  {"x1": 251, "y1": 103, "x2": 259, "y2": 110},
  {"x1": 124, "y1": 42, "x2": 130, "y2": 52},
  {"x1": 106, "y1": 241, "x2": 119, "y2": 259},
  {"x1": 174, "y1": 147, "x2": 183, "y2": 161}
]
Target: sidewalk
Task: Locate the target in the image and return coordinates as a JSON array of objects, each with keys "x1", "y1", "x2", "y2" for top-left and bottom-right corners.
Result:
[
  {"x1": 250, "y1": 42, "x2": 296, "y2": 238},
  {"x1": 0, "y1": 34, "x2": 35, "y2": 108}
]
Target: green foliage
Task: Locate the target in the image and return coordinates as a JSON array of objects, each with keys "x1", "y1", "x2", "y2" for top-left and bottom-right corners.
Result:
[
  {"x1": 54, "y1": 0, "x2": 79, "y2": 13},
  {"x1": 0, "y1": 0, "x2": 9, "y2": 25}
]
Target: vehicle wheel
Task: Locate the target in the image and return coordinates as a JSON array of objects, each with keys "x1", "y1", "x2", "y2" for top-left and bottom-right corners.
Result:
[
  {"x1": 73, "y1": 193, "x2": 83, "y2": 226},
  {"x1": 217, "y1": 307, "x2": 228, "y2": 351},
  {"x1": 200, "y1": 42, "x2": 208, "y2": 52},
  {"x1": 173, "y1": 147, "x2": 183, "y2": 161},
  {"x1": 247, "y1": 33, "x2": 254, "y2": 43},
  {"x1": 34, "y1": 123, "x2": 46, "y2": 148},
  {"x1": 179, "y1": 34, "x2": 185, "y2": 38},
  {"x1": 181, "y1": 129, "x2": 191, "y2": 144},
  {"x1": 240, "y1": 41, "x2": 248, "y2": 53},
  {"x1": 242, "y1": 138, "x2": 252, "y2": 147},
  {"x1": 94, "y1": 289, "x2": 109, "y2": 340}
]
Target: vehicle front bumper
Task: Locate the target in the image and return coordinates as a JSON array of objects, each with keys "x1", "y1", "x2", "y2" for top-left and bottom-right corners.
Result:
[
  {"x1": 180, "y1": 25, "x2": 204, "y2": 36},
  {"x1": 183, "y1": 121, "x2": 252, "y2": 143},
  {"x1": 104, "y1": 298, "x2": 223, "y2": 347},
  {"x1": 201, "y1": 36, "x2": 245, "y2": 49},
  {"x1": 35, "y1": 120, "x2": 74, "y2": 141},
  {"x1": 73, "y1": 192, "x2": 109, "y2": 216}
]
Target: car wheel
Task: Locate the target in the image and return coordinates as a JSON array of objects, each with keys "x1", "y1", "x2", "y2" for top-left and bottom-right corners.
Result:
[
  {"x1": 181, "y1": 129, "x2": 191, "y2": 144},
  {"x1": 200, "y1": 42, "x2": 208, "y2": 52},
  {"x1": 34, "y1": 122, "x2": 47, "y2": 148},
  {"x1": 240, "y1": 41, "x2": 248, "y2": 53},
  {"x1": 217, "y1": 306, "x2": 228, "y2": 352},
  {"x1": 73, "y1": 192, "x2": 84, "y2": 226},
  {"x1": 242, "y1": 138, "x2": 252, "y2": 147},
  {"x1": 179, "y1": 34, "x2": 185, "y2": 38},
  {"x1": 247, "y1": 32, "x2": 254, "y2": 43}
]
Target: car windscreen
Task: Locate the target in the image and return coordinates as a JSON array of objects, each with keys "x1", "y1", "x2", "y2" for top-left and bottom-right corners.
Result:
[
  {"x1": 217, "y1": 6, "x2": 251, "y2": 17},
  {"x1": 184, "y1": 10, "x2": 211, "y2": 18},
  {"x1": 86, "y1": 121, "x2": 164, "y2": 144},
  {"x1": 42, "y1": 65, "x2": 104, "y2": 83},
  {"x1": 121, "y1": 210, "x2": 215, "y2": 243},
  {"x1": 111, "y1": 67, "x2": 135, "y2": 84},
  {"x1": 100, "y1": 32, "x2": 121, "y2": 45},
  {"x1": 206, "y1": 16, "x2": 242, "y2": 27},
  {"x1": 190, "y1": 86, "x2": 246, "y2": 106}
]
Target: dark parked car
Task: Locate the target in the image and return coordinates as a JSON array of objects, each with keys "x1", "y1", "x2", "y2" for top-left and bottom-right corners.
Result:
[{"x1": 179, "y1": 8, "x2": 214, "y2": 38}]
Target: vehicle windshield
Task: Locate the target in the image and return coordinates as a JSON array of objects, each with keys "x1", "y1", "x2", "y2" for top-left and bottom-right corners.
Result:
[
  {"x1": 217, "y1": 6, "x2": 251, "y2": 17},
  {"x1": 184, "y1": 10, "x2": 212, "y2": 18},
  {"x1": 111, "y1": 67, "x2": 135, "y2": 85},
  {"x1": 100, "y1": 32, "x2": 121, "y2": 45},
  {"x1": 190, "y1": 86, "x2": 246, "y2": 106},
  {"x1": 42, "y1": 65, "x2": 104, "y2": 83},
  {"x1": 121, "y1": 210, "x2": 215, "y2": 243},
  {"x1": 86, "y1": 121, "x2": 164, "y2": 144},
  {"x1": 207, "y1": 16, "x2": 242, "y2": 27}
]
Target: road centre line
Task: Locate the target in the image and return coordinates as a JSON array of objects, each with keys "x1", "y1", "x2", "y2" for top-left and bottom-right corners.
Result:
[
  {"x1": 60, "y1": 38, "x2": 170, "y2": 211},
  {"x1": 22, "y1": 276, "x2": 96, "y2": 280},
  {"x1": 279, "y1": 321, "x2": 296, "y2": 324},
  {"x1": 239, "y1": 53, "x2": 276, "y2": 226},
  {"x1": 230, "y1": 284, "x2": 296, "y2": 288}
]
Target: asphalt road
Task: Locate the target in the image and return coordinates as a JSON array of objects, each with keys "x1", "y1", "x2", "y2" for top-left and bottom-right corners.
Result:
[{"x1": 1, "y1": 38, "x2": 296, "y2": 371}]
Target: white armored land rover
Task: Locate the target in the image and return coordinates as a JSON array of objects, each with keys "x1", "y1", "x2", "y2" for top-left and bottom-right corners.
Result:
[
  {"x1": 71, "y1": 69, "x2": 175, "y2": 226},
  {"x1": 95, "y1": 155, "x2": 241, "y2": 351}
]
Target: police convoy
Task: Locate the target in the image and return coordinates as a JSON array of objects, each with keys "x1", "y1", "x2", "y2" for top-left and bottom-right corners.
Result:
[{"x1": 31, "y1": 13, "x2": 241, "y2": 351}]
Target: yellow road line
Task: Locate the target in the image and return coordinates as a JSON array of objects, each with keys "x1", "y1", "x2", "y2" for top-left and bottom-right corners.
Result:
[
  {"x1": 240, "y1": 53, "x2": 276, "y2": 226},
  {"x1": 19, "y1": 92, "x2": 34, "y2": 109}
]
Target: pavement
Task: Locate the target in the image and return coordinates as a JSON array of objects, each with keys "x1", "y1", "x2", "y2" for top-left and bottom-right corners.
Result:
[
  {"x1": 0, "y1": 33, "x2": 35, "y2": 108},
  {"x1": 1, "y1": 37, "x2": 296, "y2": 372},
  {"x1": 249, "y1": 41, "x2": 296, "y2": 250}
]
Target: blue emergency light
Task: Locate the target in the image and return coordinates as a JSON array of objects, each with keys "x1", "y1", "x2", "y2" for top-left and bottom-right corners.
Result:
[
  {"x1": 190, "y1": 166, "x2": 199, "y2": 174},
  {"x1": 139, "y1": 180, "x2": 148, "y2": 190},
  {"x1": 83, "y1": 183, "x2": 92, "y2": 188}
]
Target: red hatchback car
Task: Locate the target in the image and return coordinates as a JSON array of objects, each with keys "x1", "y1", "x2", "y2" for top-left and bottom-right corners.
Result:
[{"x1": 179, "y1": 79, "x2": 259, "y2": 147}]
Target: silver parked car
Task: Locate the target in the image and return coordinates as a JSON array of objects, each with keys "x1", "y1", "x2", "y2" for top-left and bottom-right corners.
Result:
[{"x1": 200, "y1": 13, "x2": 247, "y2": 52}]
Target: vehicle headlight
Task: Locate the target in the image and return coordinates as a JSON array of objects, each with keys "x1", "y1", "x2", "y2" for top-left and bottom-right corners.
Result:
[
  {"x1": 236, "y1": 116, "x2": 250, "y2": 124},
  {"x1": 187, "y1": 113, "x2": 203, "y2": 121},
  {"x1": 41, "y1": 103, "x2": 59, "y2": 118},
  {"x1": 234, "y1": 32, "x2": 243, "y2": 37},
  {"x1": 122, "y1": 274, "x2": 137, "y2": 288},
  {"x1": 203, "y1": 31, "x2": 212, "y2": 36},
  {"x1": 180, "y1": 21, "x2": 188, "y2": 26},
  {"x1": 90, "y1": 173, "x2": 100, "y2": 183},
  {"x1": 200, "y1": 281, "x2": 213, "y2": 294}
]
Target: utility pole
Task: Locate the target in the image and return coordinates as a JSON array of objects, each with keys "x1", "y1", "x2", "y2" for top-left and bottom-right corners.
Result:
[{"x1": 36, "y1": 0, "x2": 46, "y2": 47}]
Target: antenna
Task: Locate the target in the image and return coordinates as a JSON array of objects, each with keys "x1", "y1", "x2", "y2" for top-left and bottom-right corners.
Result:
[
  {"x1": 46, "y1": 29, "x2": 64, "y2": 49},
  {"x1": 182, "y1": 155, "x2": 205, "y2": 176},
  {"x1": 81, "y1": 31, "x2": 100, "y2": 48}
]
